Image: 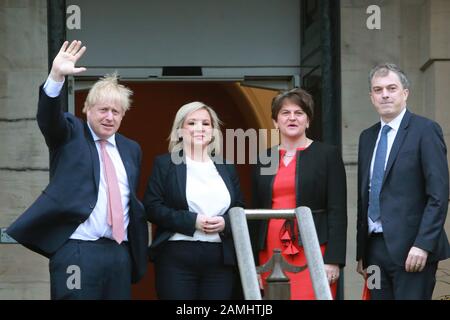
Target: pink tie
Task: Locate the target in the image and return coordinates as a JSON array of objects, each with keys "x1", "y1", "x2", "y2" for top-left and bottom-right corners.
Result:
[{"x1": 99, "y1": 140, "x2": 125, "y2": 244}]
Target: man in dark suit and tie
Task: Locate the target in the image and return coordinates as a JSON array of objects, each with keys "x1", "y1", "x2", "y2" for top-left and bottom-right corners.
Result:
[
  {"x1": 7, "y1": 40, "x2": 148, "y2": 299},
  {"x1": 356, "y1": 63, "x2": 450, "y2": 299}
]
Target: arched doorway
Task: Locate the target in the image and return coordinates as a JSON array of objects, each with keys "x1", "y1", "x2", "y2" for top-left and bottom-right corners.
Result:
[{"x1": 75, "y1": 81, "x2": 277, "y2": 299}]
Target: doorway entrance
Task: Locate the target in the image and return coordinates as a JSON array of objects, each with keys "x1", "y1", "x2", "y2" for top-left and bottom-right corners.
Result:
[
  {"x1": 64, "y1": 0, "x2": 342, "y2": 300},
  {"x1": 75, "y1": 81, "x2": 278, "y2": 299}
]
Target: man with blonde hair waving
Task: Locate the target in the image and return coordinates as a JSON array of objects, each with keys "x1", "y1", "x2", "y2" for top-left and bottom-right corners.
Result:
[{"x1": 8, "y1": 40, "x2": 148, "y2": 299}]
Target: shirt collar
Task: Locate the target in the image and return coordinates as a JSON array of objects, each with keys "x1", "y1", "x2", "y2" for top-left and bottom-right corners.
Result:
[
  {"x1": 87, "y1": 122, "x2": 117, "y2": 147},
  {"x1": 380, "y1": 107, "x2": 407, "y2": 132}
]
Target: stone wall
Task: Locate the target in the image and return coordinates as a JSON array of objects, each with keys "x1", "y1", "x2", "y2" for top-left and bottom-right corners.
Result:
[
  {"x1": 341, "y1": 0, "x2": 450, "y2": 299},
  {"x1": 0, "y1": 0, "x2": 50, "y2": 299}
]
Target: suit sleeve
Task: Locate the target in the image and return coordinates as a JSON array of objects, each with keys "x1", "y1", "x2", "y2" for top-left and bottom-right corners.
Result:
[
  {"x1": 36, "y1": 85, "x2": 71, "y2": 149},
  {"x1": 143, "y1": 156, "x2": 197, "y2": 236},
  {"x1": 323, "y1": 146, "x2": 348, "y2": 266},
  {"x1": 247, "y1": 161, "x2": 264, "y2": 264},
  {"x1": 221, "y1": 164, "x2": 245, "y2": 237},
  {"x1": 415, "y1": 122, "x2": 450, "y2": 253},
  {"x1": 135, "y1": 143, "x2": 143, "y2": 191},
  {"x1": 356, "y1": 131, "x2": 366, "y2": 261}
]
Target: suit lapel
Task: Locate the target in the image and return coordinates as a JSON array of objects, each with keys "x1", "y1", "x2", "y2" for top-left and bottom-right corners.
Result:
[
  {"x1": 115, "y1": 134, "x2": 135, "y2": 191},
  {"x1": 214, "y1": 161, "x2": 234, "y2": 205},
  {"x1": 361, "y1": 123, "x2": 380, "y2": 199},
  {"x1": 296, "y1": 148, "x2": 304, "y2": 204},
  {"x1": 383, "y1": 110, "x2": 411, "y2": 184},
  {"x1": 84, "y1": 123, "x2": 100, "y2": 191},
  {"x1": 296, "y1": 142, "x2": 317, "y2": 205},
  {"x1": 175, "y1": 156, "x2": 188, "y2": 207},
  {"x1": 263, "y1": 147, "x2": 278, "y2": 208}
]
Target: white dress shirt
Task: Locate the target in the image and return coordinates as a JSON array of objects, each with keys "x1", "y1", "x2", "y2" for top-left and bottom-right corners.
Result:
[
  {"x1": 170, "y1": 155, "x2": 231, "y2": 243},
  {"x1": 43, "y1": 76, "x2": 130, "y2": 241},
  {"x1": 368, "y1": 107, "x2": 407, "y2": 233},
  {"x1": 43, "y1": 76, "x2": 64, "y2": 97}
]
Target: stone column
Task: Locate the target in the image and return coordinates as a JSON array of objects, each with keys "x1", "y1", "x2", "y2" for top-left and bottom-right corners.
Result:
[
  {"x1": 0, "y1": 0, "x2": 50, "y2": 299},
  {"x1": 420, "y1": 0, "x2": 450, "y2": 300}
]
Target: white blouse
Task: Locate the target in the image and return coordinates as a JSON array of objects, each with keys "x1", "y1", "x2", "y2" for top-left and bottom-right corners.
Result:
[{"x1": 169, "y1": 156, "x2": 231, "y2": 243}]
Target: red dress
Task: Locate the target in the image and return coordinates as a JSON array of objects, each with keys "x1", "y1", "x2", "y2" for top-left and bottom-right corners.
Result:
[{"x1": 259, "y1": 148, "x2": 337, "y2": 300}]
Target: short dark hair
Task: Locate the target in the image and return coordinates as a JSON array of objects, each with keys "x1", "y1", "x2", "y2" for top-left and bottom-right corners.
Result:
[
  {"x1": 271, "y1": 88, "x2": 314, "y2": 122},
  {"x1": 369, "y1": 63, "x2": 410, "y2": 91}
]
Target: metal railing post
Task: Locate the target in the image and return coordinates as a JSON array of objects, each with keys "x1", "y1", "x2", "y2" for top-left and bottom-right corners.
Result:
[
  {"x1": 257, "y1": 248, "x2": 307, "y2": 300},
  {"x1": 230, "y1": 207, "x2": 332, "y2": 300},
  {"x1": 229, "y1": 207, "x2": 262, "y2": 300},
  {"x1": 295, "y1": 207, "x2": 332, "y2": 300}
]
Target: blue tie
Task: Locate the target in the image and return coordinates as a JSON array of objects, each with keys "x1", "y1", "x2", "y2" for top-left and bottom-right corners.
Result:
[{"x1": 368, "y1": 125, "x2": 391, "y2": 222}]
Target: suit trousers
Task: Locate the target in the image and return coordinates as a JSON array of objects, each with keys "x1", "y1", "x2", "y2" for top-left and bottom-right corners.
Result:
[
  {"x1": 154, "y1": 240, "x2": 235, "y2": 300},
  {"x1": 49, "y1": 238, "x2": 132, "y2": 300},
  {"x1": 367, "y1": 234, "x2": 437, "y2": 300}
]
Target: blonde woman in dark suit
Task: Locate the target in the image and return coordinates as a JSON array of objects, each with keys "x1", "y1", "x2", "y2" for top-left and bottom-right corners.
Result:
[{"x1": 144, "y1": 101, "x2": 244, "y2": 300}]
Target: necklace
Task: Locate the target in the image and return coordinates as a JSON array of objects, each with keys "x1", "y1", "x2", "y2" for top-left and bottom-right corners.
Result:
[
  {"x1": 282, "y1": 138, "x2": 310, "y2": 158},
  {"x1": 284, "y1": 153, "x2": 296, "y2": 158}
]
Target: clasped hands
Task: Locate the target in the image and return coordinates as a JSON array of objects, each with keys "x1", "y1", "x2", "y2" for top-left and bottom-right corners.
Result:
[{"x1": 195, "y1": 214, "x2": 225, "y2": 234}]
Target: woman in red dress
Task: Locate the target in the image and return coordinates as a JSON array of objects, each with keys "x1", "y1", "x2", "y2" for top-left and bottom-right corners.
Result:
[{"x1": 250, "y1": 88, "x2": 347, "y2": 299}]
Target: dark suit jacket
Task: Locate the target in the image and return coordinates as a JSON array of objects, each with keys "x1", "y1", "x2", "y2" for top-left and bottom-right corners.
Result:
[
  {"x1": 357, "y1": 109, "x2": 450, "y2": 267},
  {"x1": 249, "y1": 141, "x2": 348, "y2": 266},
  {"x1": 7, "y1": 86, "x2": 149, "y2": 283},
  {"x1": 143, "y1": 152, "x2": 245, "y2": 266}
]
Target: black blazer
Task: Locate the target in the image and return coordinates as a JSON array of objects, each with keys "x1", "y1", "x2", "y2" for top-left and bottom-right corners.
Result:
[
  {"x1": 7, "y1": 86, "x2": 149, "y2": 283},
  {"x1": 357, "y1": 110, "x2": 450, "y2": 267},
  {"x1": 250, "y1": 141, "x2": 347, "y2": 266},
  {"x1": 143, "y1": 152, "x2": 245, "y2": 266}
]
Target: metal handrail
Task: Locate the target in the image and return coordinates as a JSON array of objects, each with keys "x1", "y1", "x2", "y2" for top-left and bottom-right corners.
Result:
[{"x1": 229, "y1": 206, "x2": 332, "y2": 300}]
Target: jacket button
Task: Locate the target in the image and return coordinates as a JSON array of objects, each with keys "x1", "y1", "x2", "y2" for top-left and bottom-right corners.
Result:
[{"x1": 89, "y1": 203, "x2": 95, "y2": 209}]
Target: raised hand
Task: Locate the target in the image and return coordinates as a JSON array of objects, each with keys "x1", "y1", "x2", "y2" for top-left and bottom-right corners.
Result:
[{"x1": 49, "y1": 40, "x2": 87, "y2": 82}]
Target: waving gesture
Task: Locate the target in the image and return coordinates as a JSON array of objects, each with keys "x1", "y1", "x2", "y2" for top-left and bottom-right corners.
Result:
[{"x1": 49, "y1": 40, "x2": 87, "y2": 82}]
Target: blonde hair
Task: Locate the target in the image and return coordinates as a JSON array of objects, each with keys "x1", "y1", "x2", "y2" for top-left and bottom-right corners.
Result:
[
  {"x1": 168, "y1": 101, "x2": 222, "y2": 155},
  {"x1": 83, "y1": 73, "x2": 133, "y2": 114}
]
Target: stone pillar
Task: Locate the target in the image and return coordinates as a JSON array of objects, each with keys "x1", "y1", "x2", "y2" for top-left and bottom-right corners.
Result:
[
  {"x1": 420, "y1": 0, "x2": 450, "y2": 300},
  {"x1": 0, "y1": 0, "x2": 50, "y2": 299}
]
